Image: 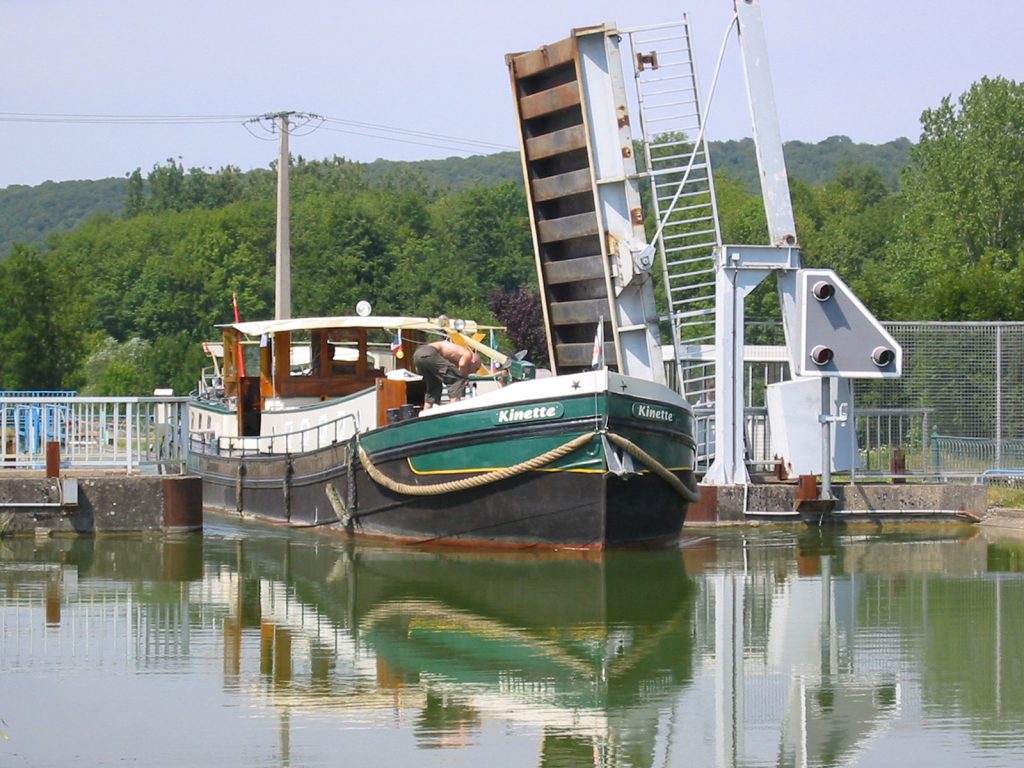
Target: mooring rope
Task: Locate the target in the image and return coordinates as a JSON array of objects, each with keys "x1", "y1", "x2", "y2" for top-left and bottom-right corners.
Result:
[
  {"x1": 357, "y1": 432, "x2": 596, "y2": 497},
  {"x1": 604, "y1": 432, "x2": 700, "y2": 503},
  {"x1": 358, "y1": 430, "x2": 699, "y2": 502}
]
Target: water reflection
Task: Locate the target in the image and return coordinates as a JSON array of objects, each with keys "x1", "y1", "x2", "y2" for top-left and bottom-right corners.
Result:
[
  {"x1": 684, "y1": 527, "x2": 1024, "y2": 767},
  {"x1": 217, "y1": 536, "x2": 697, "y2": 765},
  {"x1": 2, "y1": 523, "x2": 1024, "y2": 767}
]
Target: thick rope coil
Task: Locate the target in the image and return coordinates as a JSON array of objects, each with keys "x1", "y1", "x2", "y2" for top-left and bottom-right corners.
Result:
[
  {"x1": 357, "y1": 432, "x2": 597, "y2": 496},
  {"x1": 604, "y1": 432, "x2": 701, "y2": 503},
  {"x1": 359, "y1": 429, "x2": 700, "y2": 503}
]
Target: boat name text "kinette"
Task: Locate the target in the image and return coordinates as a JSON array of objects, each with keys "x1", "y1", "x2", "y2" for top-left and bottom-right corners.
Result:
[
  {"x1": 632, "y1": 403, "x2": 675, "y2": 422},
  {"x1": 494, "y1": 403, "x2": 564, "y2": 425}
]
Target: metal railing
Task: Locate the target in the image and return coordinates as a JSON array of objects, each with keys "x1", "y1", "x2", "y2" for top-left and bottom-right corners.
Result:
[
  {"x1": 693, "y1": 405, "x2": 939, "y2": 481},
  {"x1": 694, "y1": 405, "x2": 774, "y2": 476},
  {"x1": 855, "y1": 408, "x2": 934, "y2": 478},
  {"x1": 930, "y1": 430, "x2": 1024, "y2": 481},
  {"x1": 1, "y1": 366, "x2": 1010, "y2": 484},
  {"x1": 188, "y1": 412, "x2": 359, "y2": 459},
  {"x1": 1, "y1": 395, "x2": 189, "y2": 473}
]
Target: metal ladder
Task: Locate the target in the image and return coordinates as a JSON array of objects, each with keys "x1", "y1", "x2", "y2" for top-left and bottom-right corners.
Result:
[{"x1": 622, "y1": 18, "x2": 723, "y2": 403}]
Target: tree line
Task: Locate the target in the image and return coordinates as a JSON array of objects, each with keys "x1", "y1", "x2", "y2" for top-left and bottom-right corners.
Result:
[
  {"x1": 0, "y1": 136, "x2": 912, "y2": 257},
  {"x1": 0, "y1": 76, "x2": 1021, "y2": 395}
]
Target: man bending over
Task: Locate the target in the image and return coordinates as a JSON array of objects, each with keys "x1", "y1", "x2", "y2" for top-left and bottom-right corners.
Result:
[{"x1": 412, "y1": 340, "x2": 482, "y2": 411}]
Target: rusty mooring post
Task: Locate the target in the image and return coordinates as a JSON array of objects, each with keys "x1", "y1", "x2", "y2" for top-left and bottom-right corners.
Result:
[
  {"x1": 162, "y1": 476, "x2": 203, "y2": 532},
  {"x1": 890, "y1": 447, "x2": 906, "y2": 484},
  {"x1": 795, "y1": 474, "x2": 818, "y2": 505},
  {"x1": 45, "y1": 441, "x2": 60, "y2": 478}
]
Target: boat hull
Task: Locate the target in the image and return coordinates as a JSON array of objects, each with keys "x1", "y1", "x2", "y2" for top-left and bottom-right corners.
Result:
[
  {"x1": 347, "y1": 453, "x2": 688, "y2": 548},
  {"x1": 189, "y1": 371, "x2": 696, "y2": 548},
  {"x1": 193, "y1": 440, "x2": 352, "y2": 528}
]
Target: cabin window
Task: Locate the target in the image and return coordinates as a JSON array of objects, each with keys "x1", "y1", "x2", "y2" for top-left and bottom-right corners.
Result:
[
  {"x1": 242, "y1": 343, "x2": 260, "y2": 376},
  {"x1": 283, "y1": 330, "x2": 356, "y2": 376}
]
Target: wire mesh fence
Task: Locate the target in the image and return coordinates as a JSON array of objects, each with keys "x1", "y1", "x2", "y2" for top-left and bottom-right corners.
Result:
[
  {"x1": 859, "y1": 323, "x2": 1024, "y2": 480},
  {"x1": 679, "y1": 322, "x2": 1024, "y2": 482}
]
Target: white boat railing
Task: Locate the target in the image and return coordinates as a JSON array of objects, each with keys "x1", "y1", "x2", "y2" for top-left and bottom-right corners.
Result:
[
  {"x1": 0, "y1": 394, "x2": 190, "y2": 474},
  {"x1": 189, "y1": 412, "x2": 360, "y2": 459}
]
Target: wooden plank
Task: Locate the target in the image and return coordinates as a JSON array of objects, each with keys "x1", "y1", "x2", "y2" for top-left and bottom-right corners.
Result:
[
  {"x1": 548, "y1": 298, "x2": 609, "y2": 325},
  {"x1": 508, "y1": 37, "x2": 576, "y2": 79},
  {"x1": 518, "y1": 81, "x2": 582, "y2": 120},
  {"x1": 525, "y1": 125, "x2": 587, "y2": 161},
  {"x1": 555, "y1": 342, "x2": 616, "y2": 368},
  {"x1": 273, "y1": 331, "x2": 291, "y2": 397},
  {"x1": 277, "y1": 374, "x2": 382, "y2": 400},
  {"x1": 537, "y1": 212, "x2": 599, "y2": 243},
  {"x1": 531, "y1": 168, "x2": 593, "y2": 201},
  {"x1": 542, "y1": 255, "x2": 607, "y2": 284}
]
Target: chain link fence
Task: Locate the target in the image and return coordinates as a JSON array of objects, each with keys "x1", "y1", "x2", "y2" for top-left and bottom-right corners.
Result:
[
  {"x1": 681, "y1": 322, "x2": 1024, "y2": 482},
  {"x1": 857, "y1": 322, "x2": 1024, "y2": 481}
]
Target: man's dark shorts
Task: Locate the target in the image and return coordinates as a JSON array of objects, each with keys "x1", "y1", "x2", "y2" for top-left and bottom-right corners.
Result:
[{"x1": 413, "y1": 345, "x2": 469, "y2": 405}]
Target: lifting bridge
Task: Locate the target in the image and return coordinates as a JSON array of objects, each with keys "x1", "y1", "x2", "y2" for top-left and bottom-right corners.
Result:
[{"x1": 506, "y1": 0, "x2": 902, "y2": 492}]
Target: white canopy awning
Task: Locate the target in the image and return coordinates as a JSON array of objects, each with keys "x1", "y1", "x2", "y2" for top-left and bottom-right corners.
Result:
[{"x1": 220, "y1": 315, "x2": 496, "y2": 337}]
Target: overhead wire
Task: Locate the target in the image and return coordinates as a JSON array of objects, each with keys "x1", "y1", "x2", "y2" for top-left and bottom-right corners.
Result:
[
  {"x1": 321, "y1": 116, "x2": 513, "y2": 152},
  {"x1": 242, "y1": 112, "x2": 326, "y2": 141},
  {"x1": 318, "y1": 124, "x2": 509, "y2": 155},
  {"x1": 0, "y1": 111, "x2": 248, "y2": 125},
  {"x1": 241, "y1": 120, "x2": 280, "y2": 142},
  {"x1": 0, "y1": 110, "x2": 516, "y2": 155},
  {"x1": 287, "y1": 113, "x2": 326, "y2": 138}
]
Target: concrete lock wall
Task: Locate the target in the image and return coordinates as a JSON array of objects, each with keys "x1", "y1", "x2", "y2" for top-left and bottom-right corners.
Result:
[
  {"x1": 686, "y1": 483, "x2": 987, "y2": 525},
  {"x1": 0, "y1": 476, "x2": 202, "y2": 536}
]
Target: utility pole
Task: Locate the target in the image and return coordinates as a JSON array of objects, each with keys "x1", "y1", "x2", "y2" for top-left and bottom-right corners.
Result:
[
  {"x1": 246, "y1": 111, "x2": 322, "y2": 320},
  {"x1": 274, "y1": 111, "x2": 294, "y2": 320}
]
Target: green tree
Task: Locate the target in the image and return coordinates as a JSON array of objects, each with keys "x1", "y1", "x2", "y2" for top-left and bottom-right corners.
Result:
[
  {"x1": 432, "y1": 182, "x2": 534, "y2": 296},
  {"x1": 147, "y1": 158, "x2": 187, "y2": 213},
  {"x1": 81, "y1": 337, "x2": 150, "y2": 395},
  {"x1": 714, "y1": 171, "x2": 767, "y2": 244},
  {"x1": 796, "y1": 163, "x2": 899, "y2": 312},
  {"x1": 883, "y1": 77, "x2": 1024, "y2": 320},
  {"x1": 291, "y1": 190, "x2": 399, "y2": 316},
  {"x1": 142, "y1": 332, "x2": 210, "y2": 395},
  {"x1": 124, "y1": 168, "x2": 145, "y2": 218},
  {"x1": 0, "y1": 245, "x2": 81, "y2": 390}
]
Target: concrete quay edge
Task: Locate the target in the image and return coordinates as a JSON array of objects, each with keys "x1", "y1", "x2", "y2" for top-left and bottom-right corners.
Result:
[{"x1": 0, "y1": 474, "x2": 202, "y2": 536}]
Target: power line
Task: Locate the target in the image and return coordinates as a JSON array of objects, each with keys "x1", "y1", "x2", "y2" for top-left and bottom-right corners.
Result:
[
  {"x1": 246, "y1": 111, "x2": 325, "y2": 138},
  {"x1": 0, "y1": 110, "x2": 517, "y2": 154},
  {"x1": 318, "y1": 124, "x2": 510, "y2": 155},
  {"x1": 0, "y1": 111, "x2": 248, "y2": 125},
  {"x1": 321, "y1": 115, "x2": 514, "y2": 152}
]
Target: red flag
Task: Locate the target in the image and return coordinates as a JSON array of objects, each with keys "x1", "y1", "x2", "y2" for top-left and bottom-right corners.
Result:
[{"x1": 232, "y1": 293, "x2": 246, "y2": 377}]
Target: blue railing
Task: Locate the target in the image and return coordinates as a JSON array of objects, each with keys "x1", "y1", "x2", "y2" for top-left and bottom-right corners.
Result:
[
  {"x1": 1, "y1": 394, "x2": 189, "y2": 473},
  {"x1": 0, "y1": 391, "x2": 77, "y2": 456}
]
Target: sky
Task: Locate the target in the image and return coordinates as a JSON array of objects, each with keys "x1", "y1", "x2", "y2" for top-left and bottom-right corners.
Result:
[{"x1": 2, "y1": 0, "x2": 1023, "y2": 189}]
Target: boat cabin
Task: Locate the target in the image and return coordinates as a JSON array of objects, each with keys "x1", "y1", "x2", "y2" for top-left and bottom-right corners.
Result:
[{"x1": 215, "y1": 316, "x2": 490, "y2": 436}]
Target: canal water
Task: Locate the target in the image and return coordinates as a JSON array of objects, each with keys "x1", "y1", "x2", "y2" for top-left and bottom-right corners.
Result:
[{"x1": 2, "y1": 518, "x2": 1023, "y2": 767}]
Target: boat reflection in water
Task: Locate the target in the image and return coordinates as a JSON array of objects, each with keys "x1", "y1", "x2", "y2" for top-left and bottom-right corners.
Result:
[
  {"x1": 215, "y1": 532, "x2": 698, "y2": 765},
  {"x1": 4, "y1": 523, "x2": 1024, "y2": 767}
]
